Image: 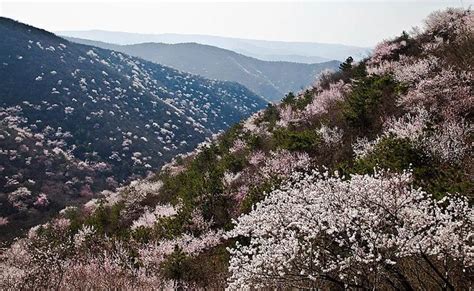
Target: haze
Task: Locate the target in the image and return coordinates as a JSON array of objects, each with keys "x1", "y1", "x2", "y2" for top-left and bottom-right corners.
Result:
[{"x1": 0, "y1": 0, "x2": 471, "y2": 47}]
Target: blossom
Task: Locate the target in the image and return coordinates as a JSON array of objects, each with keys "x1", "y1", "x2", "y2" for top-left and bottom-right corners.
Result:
[
  {"x1": 229, "y1": 139, "x2": 247, "y2": 153},
  {"x1": 355, "y1": 108, "x2": 470, "y2": 164},
  {"x1": 53, "y1": 218, "x2": 71, "y2": 230},
  {"x1": 368, "y1": 39, "x2": 407, "y2": 65},
  {"x1": 74, "y1": 225, "x2": 96, "y2": 247},
  {"x1": 248, "y1": 150, "x2": 265, "y2": 166},
  {"x1": 187, "y1": 209, "x2": 213, "y2": 232},
  {"x1": 139, "y1": 229, "x2": 224, "y2": 272},
  {"x1": 33, "y1": 193, "x2": 49, "y2": 207},
  {"x1": 8, "y1": 187, "x2": 32, "y2": 210},
  {"x1": 222, "y1": 171, "x2": 241, "y2": 187},
  {"x1": 0, "y1": 217, "x2": 9, "y2": 226},
  {"x1": 422, "y1": 119, "x2": 471, "y2": 164},
  {"x1": 64, "y1": 107, "x2": 74, "y2": 114},
  {"x1": 131, "y1": 203, "x2": 179, "y2": 230},
  {"x1": 423, "y1": 8, "x2": 473, "y2": 40},
  {"x1": 276, "y1": 106, "x2": 298, "y2": 127},
  {"x1": 261, "y1": 150, "x2": 311, "y2": 180},
  {"x1": 227, "y1": 170, "x2": 473, "y2": 289},
  {"x1": 383, "y1": 106, "x2": 430, "y2": 142},
  {"x1": 303, "y1": 81, "x2": 347, "y2": 118},
  {"x1": 397, "y1": 68, "x2": 473, "y2": 119},
  {"x1": 352, "y1": 136, "x2": 383, "y2": 159},
  {"x1": 317, "y1": 124, "x2": 343, "y2": 146}
]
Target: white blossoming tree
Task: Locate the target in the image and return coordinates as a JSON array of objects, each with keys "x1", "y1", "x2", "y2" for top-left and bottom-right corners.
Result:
[{"x1": 226, "y1": 170, "x2": 473, "y2": 289}]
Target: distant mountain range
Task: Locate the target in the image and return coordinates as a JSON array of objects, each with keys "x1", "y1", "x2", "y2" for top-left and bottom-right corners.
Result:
[
  {"x1": 65, "y1": 37, "x2": 340, "y2": 101},
  {"x1": 58, "y1": 30, "x2": 371, "y2": 63},
  {"x1": 0, "y1": 17, "x2": 267, "y2": 240}
]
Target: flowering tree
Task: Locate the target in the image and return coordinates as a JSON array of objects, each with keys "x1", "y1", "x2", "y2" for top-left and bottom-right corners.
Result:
[
  {"x1": 226, "y1": 170, "x2": 472, "y2": 289},
  {"x1": 131, "y1": 203, "x2": 179, "y2": 229},
  {"x1": 304, "y1": 81, "x2": 348, "y2": 119},
  {"x1": 317, "y1": 124, "x2": 343, "y2": 146}
]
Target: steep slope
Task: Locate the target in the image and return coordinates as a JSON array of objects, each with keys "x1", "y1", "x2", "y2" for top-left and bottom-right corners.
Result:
[
  {"x1": 1, "y1": 8, "x2": 472, "y2": 290},
  {"x1": 65, "y1": 37, "x2": 340, "y2": 101},
  {"x1": 0, "y1": 17, "x2": 267, "y2": 241},
  {"x1": 58, "y1": 30, "x2": 370, "y2": 62}
]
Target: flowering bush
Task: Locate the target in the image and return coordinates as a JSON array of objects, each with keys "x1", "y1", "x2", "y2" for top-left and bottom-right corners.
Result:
[
  {"x1": 317, "y1": 124, "x2": 343, "y2": 146},
  {"x1": 276, "y1": 106, "x2": 298, "y2": 127},
  {"x1": 8, "y1": 187, "x2": 32, "y2": 210},
  {"x1": 353, "y1": 108, "x2": 470, "y2": 164},
  {"x1": 227, "y1": 170, "x2": 473, "y2": 289},
  {"x1": 304, "y1": 81, "x2": 348, "y2": 119},
  {"x1": 369, "y1": 39, "x2": 407, "y2": 64},
  {"x1": 131, "y1": 203, "x2": 179, "y2": 229}
]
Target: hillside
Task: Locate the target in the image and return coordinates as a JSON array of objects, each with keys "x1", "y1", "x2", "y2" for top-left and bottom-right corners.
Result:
[
  {"x1": 0, "y1": 17, "x2": 267, "y2": 241},
  {"x1": 64, "y1": 37, "x2": 340, "y2": 101},
  {"x1": 58, "y1": 30, "x2": 370, "y2": 62},
  {"x1": 1, "y1": 8, "x2": 472, "y2": 290}
]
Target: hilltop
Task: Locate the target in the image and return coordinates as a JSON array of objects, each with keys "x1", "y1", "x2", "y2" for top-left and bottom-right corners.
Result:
[{"x1": 58, "y1": 30, "x2": 370, "y2": 62}]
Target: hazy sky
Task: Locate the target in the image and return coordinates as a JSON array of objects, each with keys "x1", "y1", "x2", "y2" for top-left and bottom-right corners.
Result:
[{"x1": 1, "y1": 0, "x2": 471, "y2": 47}]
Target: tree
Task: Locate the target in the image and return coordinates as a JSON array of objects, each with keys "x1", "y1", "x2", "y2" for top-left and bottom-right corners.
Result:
[
  {"x1": 339, "y1": 56, "x2": 354, "y2": 72},
  {"x1": 227, "y1": 170, "x2": 472, "y2": 290}
]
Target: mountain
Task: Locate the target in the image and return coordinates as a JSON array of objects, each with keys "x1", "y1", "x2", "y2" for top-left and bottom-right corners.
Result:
[
  {"x1": 58, "y1": 30, "x2": 371, "y2": 62},
  {"x1": 0, "y1": 17, "x2": 267, "y2": 241},
  {"x1": 65, "y1": 37, "x2": 341, "y2": 101},
  {"x1": 2, "y1": 8, "x2": 470, "y2": 289}
]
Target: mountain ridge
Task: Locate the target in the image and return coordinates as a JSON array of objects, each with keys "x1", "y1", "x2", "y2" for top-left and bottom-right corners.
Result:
[
  {"x1": 65, "y1": 36, "x2": 340, "y2": 101},
  {"x1": 58, "y1": 30, "x2": 370, "y2": 62}
]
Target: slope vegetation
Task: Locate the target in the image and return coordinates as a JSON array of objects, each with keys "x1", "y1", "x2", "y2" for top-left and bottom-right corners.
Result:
[
  {"x1": 0, "y1": 17, "x2": 266, "y2": 241},
  {"x1": 1, "y1": 8, "x2": 472, "y2": 290},
  {"x1": 65, "y1": 38, "x2": 340, "y2": 101}
]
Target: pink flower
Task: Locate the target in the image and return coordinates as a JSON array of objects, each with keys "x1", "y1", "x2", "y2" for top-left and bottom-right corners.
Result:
[
  {"x1": 34, "y1": 193, "x2": 49, "y2": 207},
  {"x1": 229, "y1": 139, "x2": 247, "y2": 153},
  {"x1": 53, "y1": 218, "x2": 71, "y2": 230},
  {"x1": 0, "y1": 217, "x2": 9, "y2": 226},
  {"x1": 303, "y1": 81, "x2": 347, "y2": 118}
]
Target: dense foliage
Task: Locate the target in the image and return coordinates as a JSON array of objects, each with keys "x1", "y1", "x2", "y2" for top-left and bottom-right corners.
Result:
[{"x1": 1, "y1": 8, "x2": 472, "y2": 289}]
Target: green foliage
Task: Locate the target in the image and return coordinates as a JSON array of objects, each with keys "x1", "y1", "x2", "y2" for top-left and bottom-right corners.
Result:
[
  {"x1": 131, "y1": 227, "x2": 153, "y2": 243},
  {"x1": 281, "y1": 89, "x2": 314, "y2": 111},
  {"x1": 246, "y1": 133, "x2": 272, "y2": 152},
  {"x1": 161, "y1": 246, "x2": 194, "y2": 284},
  {"x1": 158, "y1": 143, "x2": 238, "y2": 229},
  {"x1": 273, "y1": 127, "x2": 320, "y2": 152},
  {"x1": 160, "y1": 146, "x2": 224, "y2": 205},
  {"x1": 154, "y1": 216, "x2": 188, "y2": 239},
  {"x1": 281, "y1": 92, "x2": 296, "y2": 105},
  {"x1": 84, "y1": 202, "x2": 127, "y2": 237},
  {"x1": 258, "y1": 103, "x2": 279, "y2": 128},
  {"x1": 221, "y1": 153, "x2": 247, "y2": 174},
  {"x1": 343, "y1": 74, "x2": 398, "y2": 132},
  {"x1": 393, "y1": 31, "x2": 422, "y2": 59},
  {"x1": 353, "y1": 137, "x2": 426, "y2": 174},
  {"x1": 161, "y1": 244, "x2": 231, "y2": 288},
  {"x1": 62, "y1": 207, "x2": 83, "y2": 233},
  {"x1": 421, "y1": 166, "x2": 473, "y2": 201},
  {"x1": 217, "y1": 123, "x2": 244, "y2": 152},
  {"x1": 240, "y1": 180, "x2": 278, "y2": 214},
  {"x1": 339, "y1": 56, "x2": 354, "y2": 72},
  {"x1": 348, "y1": 136, "x2": 473, "y2": 200}
]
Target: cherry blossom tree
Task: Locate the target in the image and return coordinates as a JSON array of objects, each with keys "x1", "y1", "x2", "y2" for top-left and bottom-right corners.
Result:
[
  {"x1": 227, "y1": 170, "x2": 473, "y2": 289},
  {"x1": 304, "y1": 81, "x2": 348, "y2": 119}
]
